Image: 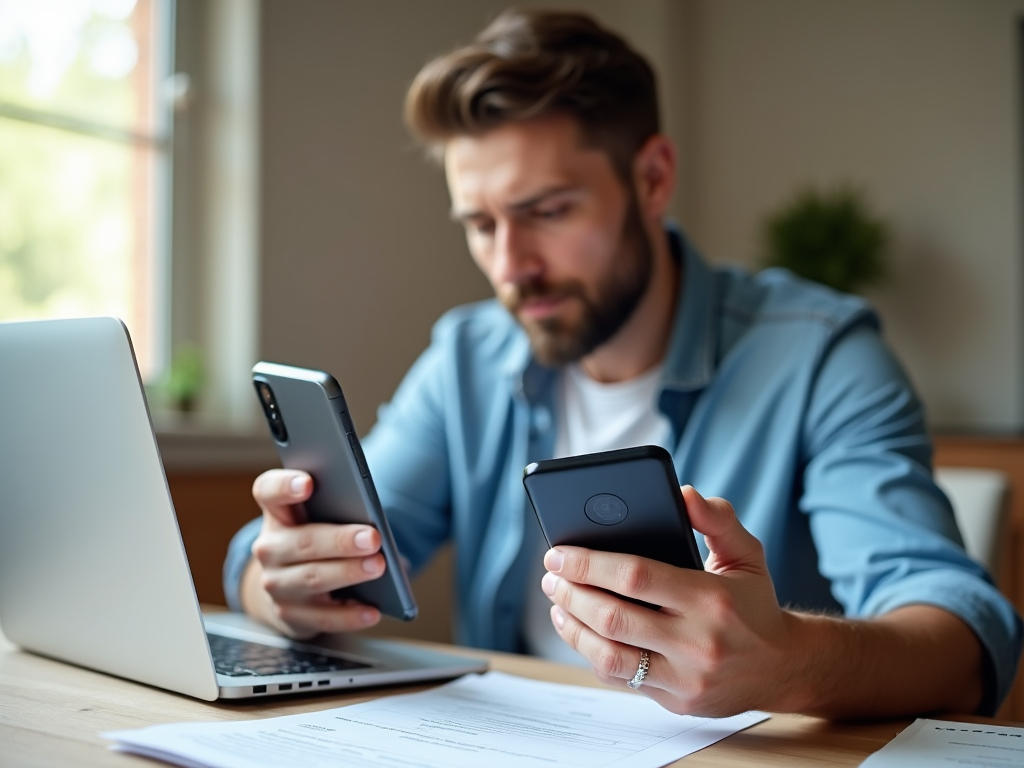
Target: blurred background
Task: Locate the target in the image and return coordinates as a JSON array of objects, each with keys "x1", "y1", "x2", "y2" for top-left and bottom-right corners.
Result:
[
  {"x1": 2, "y1": 0, "x2": 1024, "y2": 711},
  {"x1": 3, "y1": 0, "x2": 1023, "y2": 434}
]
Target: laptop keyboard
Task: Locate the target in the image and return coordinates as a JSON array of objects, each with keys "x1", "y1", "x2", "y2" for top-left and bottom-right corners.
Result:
[{"x1": 208, "y1": 633, "x2": 372, "y2": 677}]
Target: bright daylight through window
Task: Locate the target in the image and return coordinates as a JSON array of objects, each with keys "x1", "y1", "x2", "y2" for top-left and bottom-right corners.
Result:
[{"x1": 0, "y1": 0, "x2": 171, "y2": 379}]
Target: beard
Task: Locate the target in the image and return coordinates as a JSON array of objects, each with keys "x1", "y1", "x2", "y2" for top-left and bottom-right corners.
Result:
[{"x1": 499, "y1": 193, "x2": 654, "y2": 367}]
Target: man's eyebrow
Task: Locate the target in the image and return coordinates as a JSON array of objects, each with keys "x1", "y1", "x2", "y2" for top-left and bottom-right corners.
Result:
[
  {"x1": 449, "y1": 186, "x2": 579, "y2": 222},
  {"x1": 449, "y1": 206, "x2": 483, "y2": 223},
  {"x1": 506, "y1": 186, "x2": 578, "y2": 212}
]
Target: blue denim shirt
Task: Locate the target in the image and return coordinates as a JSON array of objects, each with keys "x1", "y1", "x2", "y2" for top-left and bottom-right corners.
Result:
[{"x1": 226, "y1": 229, "x2": 1022, "y2": 712}]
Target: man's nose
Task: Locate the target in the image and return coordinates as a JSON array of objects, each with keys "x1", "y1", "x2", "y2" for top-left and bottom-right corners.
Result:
[{"x1": 492, "y1": 222, "x2": 542, "y2": 285}]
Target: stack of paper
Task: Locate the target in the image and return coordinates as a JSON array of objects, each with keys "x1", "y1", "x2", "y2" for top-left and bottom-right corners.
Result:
[
  {"x1": 104, "y1": 671, "x2": 768, "y2": 768},
  {"x1": 860, "y1": 718, "x2": 1024, "y2": 767}
]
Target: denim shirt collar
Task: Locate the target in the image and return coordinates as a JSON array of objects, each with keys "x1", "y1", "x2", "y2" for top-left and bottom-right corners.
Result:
[
  {"x1": 506, "y1": 223, "x2": 717, "y2": 402},
  {"x1": 660, "y1": 225, "x2": 717, "y2": 393}
]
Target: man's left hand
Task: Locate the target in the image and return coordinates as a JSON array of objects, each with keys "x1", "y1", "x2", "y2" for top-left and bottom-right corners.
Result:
[{"x1": 541, "y1": 485, "x2": 801, "y2": 717}]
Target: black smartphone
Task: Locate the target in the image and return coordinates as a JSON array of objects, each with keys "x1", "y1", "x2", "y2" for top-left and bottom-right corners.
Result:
[
  {"x1": 252, "y1": 361, "x2": 417, "y2": 621},
  {"x1": 523, "y1": 445, "x2": 704, "y2": 608}
]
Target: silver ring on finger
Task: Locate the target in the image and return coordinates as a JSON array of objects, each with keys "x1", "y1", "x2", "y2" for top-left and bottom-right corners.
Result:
[{"x1": 627, "y1": 648, "x2": 650, "y2": 689}]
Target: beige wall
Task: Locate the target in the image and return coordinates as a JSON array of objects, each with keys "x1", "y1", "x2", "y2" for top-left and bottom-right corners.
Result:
[
  {"x1": 684, "y1": 0, "x2": 1024, "y2": 431},
  {"x1": 258, "y1": 0, "x2": 1024, "y2": 432},
  {"x1": 257, "y1": 0, "x2": 689, "y2": 431}
]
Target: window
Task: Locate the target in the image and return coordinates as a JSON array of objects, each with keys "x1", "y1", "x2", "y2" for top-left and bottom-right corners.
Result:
[
  {"x1": 0, "y1": 0, "x2": 172, "y2": 378},
  {"x1": 1, "y1": 0, "x2": 259, "y2": 429}
]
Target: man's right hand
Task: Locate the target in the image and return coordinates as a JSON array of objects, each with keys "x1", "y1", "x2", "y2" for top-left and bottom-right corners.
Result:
[{"x1": 239, "y1": 468, "x2": 384, "y2": 639}]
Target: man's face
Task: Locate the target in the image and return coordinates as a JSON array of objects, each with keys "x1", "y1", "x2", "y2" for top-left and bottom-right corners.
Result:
[{"x1": 445, "y1": 115, "x2": 653, "y2": 366}]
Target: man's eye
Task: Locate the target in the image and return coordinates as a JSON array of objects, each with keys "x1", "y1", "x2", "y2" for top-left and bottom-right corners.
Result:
[
  {"x1": 466, "y1": 220, "x2": 494, "y2": 236},
  {"x1": 534, "y1": 204, "x2": 570, "y2": 221}
]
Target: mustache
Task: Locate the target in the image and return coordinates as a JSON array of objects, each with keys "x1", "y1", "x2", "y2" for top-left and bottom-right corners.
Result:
[{"x1": 498, "y1": 280, "x2": 585, "y2": 313}]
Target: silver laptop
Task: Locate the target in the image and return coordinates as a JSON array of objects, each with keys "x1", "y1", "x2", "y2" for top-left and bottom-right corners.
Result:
[{"x1": 0, "y1": 316, "x2": 485, "y2": 700}]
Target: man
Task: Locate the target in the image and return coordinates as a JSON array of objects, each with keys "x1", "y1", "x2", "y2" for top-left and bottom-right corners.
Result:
[{"x1": 225, "y1": 9, "x2": 1021, "y2": 718}]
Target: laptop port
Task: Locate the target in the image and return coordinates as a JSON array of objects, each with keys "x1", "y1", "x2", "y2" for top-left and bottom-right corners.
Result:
[
  {"x1": 253, "y1": 685, "x2": 267, "y2": 694},
  {"x1": 278, "y1": 683, "x2": 292, "y2": 691},
  {"x1": 317, "y1": 680, "x2": 330, "y2": 686},
  {"x1": 299, "y1": 681, "x2": 312, "y2": 688}
]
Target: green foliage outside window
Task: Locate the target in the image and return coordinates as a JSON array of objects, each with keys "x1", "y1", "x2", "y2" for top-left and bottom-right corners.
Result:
[{"x1": 0, "y1": 0, "x2": 161, "y2": 375}]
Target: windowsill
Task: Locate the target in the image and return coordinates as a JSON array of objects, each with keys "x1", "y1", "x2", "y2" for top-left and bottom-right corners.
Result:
[{"x1": 153, "y1": 410, "x2": 278, "y2": 472}]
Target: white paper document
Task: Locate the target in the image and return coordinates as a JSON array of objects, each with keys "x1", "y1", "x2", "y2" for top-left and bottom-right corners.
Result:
[
  {"x1": 860, "y1": 718, "x2": 1024, "y2": 767},
  {"x1": 103, "y1": 671, "x2": 768, "y2": 768}
]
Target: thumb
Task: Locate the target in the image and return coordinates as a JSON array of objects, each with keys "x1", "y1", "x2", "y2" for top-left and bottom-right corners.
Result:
[
  {"x1": 681, "y1": 485, "x2": 767, "y2": 576},
  {"x1": 253, "y1": 469, "x2": 311, "y2": 528}
]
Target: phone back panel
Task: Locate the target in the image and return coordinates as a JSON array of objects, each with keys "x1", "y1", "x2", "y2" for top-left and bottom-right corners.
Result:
[
  {"x1": 252, "y1": 362, "x2": 417, "y2": 620},
  {"x1": 523, "y1": 446, "x2": 703, "y2": 571}
]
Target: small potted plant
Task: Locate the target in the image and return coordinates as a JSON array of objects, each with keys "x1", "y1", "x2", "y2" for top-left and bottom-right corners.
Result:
[
  {"x1": 760, "y1": 186, "x2": 889, "y2": 294},
  {"x1": 162, "y1": 343, "x2": 205, "y2": 414}
]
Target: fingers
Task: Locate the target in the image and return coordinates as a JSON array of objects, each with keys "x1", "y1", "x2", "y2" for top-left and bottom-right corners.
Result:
[
  {"x1": 270, "y1": 598, "x2": 381, "y2": 639},
  {"x1": 542, "y1": 567, "x2": 674, "y2": 657},
  {"x1": 549, "y1": 596, "x2": 747, "y2": 717},
  {"x1": 241, "y1": 558, "x2": 382, "y2": 639},
  {"x1": 252, "y1": 521, "x2": 384, "y2": 606},
  {"x1": 548, "y1": 602, "x2": 697, "y2": 707},
  {"x1": 259, "y1": 552, "x2": 385, "y2": 601},
  {"x1": 253, "y1": 522, "x2": 381, "y2": 568},
  {"x1": 589, "y1": 663, "x2": 704, "y2": 716},
  {"x1": 679, "y1": 485, "x2": 735, "y2": 537},
  {"x1": 549, "y1": 596, "x2": 721, "y2": 716},
  {"x1": 681, "y1": 486, "x2": 767, "y2": 575},
  {"x1": 542, "y1": 569, "x2": 653, "y2": 639},
  {"x1": 541, "y1": 486, "x2": 766, "y2": 608},
  {"x1": 549, "y1": 602, "x2": 660, "y2": 682},
  {"x1": 247, "y1": 469, "x2": 390, "y2": 639},
  {"x1": 253, "y1": 469, "x2": 313, "y2": 527},
  {"x1": 543, "y1": 545, "x2": 698, "y2": 611}
]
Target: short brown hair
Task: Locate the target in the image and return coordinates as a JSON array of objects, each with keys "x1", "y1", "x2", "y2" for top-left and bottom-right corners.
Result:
[{"x1": 404, "y1": 8, "x2": 660, "y2": 181}]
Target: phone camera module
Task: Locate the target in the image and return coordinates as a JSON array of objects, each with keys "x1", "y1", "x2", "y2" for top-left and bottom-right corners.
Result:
[
  {"x1": 254, "y1": 380, "x2": 289, "y2": 444},
  {"x1": 585, "y1": 493, "x2": 628, "y2": 526}
]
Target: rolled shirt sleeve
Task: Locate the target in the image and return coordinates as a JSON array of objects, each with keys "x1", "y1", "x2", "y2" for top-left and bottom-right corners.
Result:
[
  {"x1": 223, "y1": 517, "x2": 262, "y2": 613},
  {"x1": 800, "y1": 324, "x2": 1023, "y2": 714}
]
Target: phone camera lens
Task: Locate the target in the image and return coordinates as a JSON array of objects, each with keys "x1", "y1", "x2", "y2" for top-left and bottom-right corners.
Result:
[
  {"x1": 254, "y1": 379, "x2": 288, "y2": 444},
  {"x1": 585, "y1": 493, "x2": 628, "y2": 526}
]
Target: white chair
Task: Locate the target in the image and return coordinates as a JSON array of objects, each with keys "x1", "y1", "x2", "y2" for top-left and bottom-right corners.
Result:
[{"x1": 934, "y1": 467, "x2": 1010, "y2": 576}]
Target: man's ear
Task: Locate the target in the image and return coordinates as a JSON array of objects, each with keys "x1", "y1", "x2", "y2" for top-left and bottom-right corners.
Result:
[{"x1": 632, "y1": 134, "x2": 676, "y2": 219}]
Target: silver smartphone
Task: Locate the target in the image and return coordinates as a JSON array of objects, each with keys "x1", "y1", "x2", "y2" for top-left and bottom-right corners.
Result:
[{"x1": 252, "y1": 361, "x2": 418, "y2": 621}]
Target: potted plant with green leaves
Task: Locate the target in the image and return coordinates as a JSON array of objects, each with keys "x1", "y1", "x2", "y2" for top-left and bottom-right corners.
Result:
[
  {"x1": 162, "y1": 343, "x2": 205, "y2": 414},
  {"x1": 760, "y1": 186, "x2": 889, "y2": 294}
]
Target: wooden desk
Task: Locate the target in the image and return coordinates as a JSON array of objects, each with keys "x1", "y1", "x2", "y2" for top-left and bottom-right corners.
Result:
[{"x1": 0, "y1": 624, "x2": 1012, "y2": 768}]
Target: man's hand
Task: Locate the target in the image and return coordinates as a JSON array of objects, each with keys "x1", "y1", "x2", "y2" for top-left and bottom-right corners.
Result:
[
  {"x1": 541, "y1": 485, "x2": 797, "y2": 716},
  {"x1": 240, "y1": 469, "x2": 384, "y2": 639},
  {"x1": 542, "y1": 485, "x2": 985, "y2": 718}
]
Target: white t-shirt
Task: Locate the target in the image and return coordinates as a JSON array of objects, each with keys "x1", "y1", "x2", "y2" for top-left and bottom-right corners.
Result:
[{"x1": 523, "y1": 362, "x2": 671, "y2": 665}]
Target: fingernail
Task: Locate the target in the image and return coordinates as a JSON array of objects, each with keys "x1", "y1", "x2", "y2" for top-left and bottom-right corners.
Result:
[
  {"x1": 362, "y1": 556, "x2": 381, "y2": 574},
  {"x1": 541, "y1": 572, "x2": 559, "y2": 596},
  {"x1": 354, "y1": 530, "x2": 375, "y2": 551},
  {"x1": 361, "y1": 609, "x2": 378, "y2": 625},
  {"x1": 552, "y1": 606, "x2": 565, "y2": 629},
  {"x1": 289, "y1": 476, "x2": 306, "y2": 496},
  {"x1": 545, "y1": 548, "x2": 565, "y2": 572}
]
